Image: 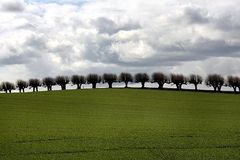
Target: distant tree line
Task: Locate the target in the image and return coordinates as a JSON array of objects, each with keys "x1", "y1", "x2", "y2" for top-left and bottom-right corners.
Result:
[{"x1": 0, "y1": 73, "x2": 240, "y2": 94}]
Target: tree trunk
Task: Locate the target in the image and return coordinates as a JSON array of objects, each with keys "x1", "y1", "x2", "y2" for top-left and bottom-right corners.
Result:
[
  {"x1": 194, "y1": 84, "x2": 198, "y2": 91},
  {"x1": 92, "y1": 83, "x2": 96, "y2": 89},
  {"x1": 9, "y1": 90, "x2": 11, "y2": 93},
  {"x1": 124, "y1": 82, "x2": 128, "y2": 88},
  {"x1": 19, "y1": 89, "x2": 21, "y2": 93},
  {"x1": 36, "y1": 87, "x2": 38, "y2": 92},
  {"x1": 33, "y1": 87, "x2": 35, "y2": 92},
  {"x1": 77, "y1": 84, "x2": 80, "y2": 89},
  {"x1": 213, "y1": 87, "x2": 217, "y2": 92},
  {"x1": 233, "y1": 87, "x2": 237, "y2": 93},
  {"x1": 218, "y1": 86, "x2": 222, "y2": 92},
  {"x1": 23, "y1": 89, "x2": 25, "y2": 93},
  {"x1": 176, "y1": 84, "x2": 179, "y2": 90},
  {"x1": 5, "y1": 90, "x2": 7, "y2": 93},
  {"x1": 158, "y1": 83, "x2": 163, "y2": 89},
  {"x1": 141, "y1": 82, "x2": 145, "y2": 88},
  {"x1": 108, "y1": 82, "x2": 113, "y2": 88}
]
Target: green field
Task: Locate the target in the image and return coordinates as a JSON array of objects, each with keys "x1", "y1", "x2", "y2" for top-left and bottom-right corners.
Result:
[{"x1": 0, "y1": 89, "x2": 240, "y2": 160}]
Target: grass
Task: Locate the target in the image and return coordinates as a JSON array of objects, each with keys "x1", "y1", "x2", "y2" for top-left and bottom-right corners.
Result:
[{"x1": 0, "y1": 89, "x2": 240, "y2": 160}]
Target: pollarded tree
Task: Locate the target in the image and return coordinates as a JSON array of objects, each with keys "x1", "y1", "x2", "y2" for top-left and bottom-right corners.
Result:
[
  {"x1": 170, "y1": 74, "x2": 187, "y2": 90},
  {"x1": 135, "y1": 73, "x2": 150, "y2": 88},
  {"x1": 16, "y1": 80, "x2": 28, "y2": 93},
  {"x1": 103, "y1": 73, "x2": 117, "y2": 88},
  {"x1": 42, "y1": 77, "x2": 55, "y2": 91},
  {"x1": 119, "y1": 72, "x2": 133, "y2": 88},
  {"x1": 87, "y1": 74, "x2": 101, "y2": 89},
  {"x1": 205, "y1": 74, "x2": 224, "y2": 92},
  {"x1": 1, "y1": 82, "x2": 15, "y2": 93},
  {"x1": 55, "y1": 76, "x2": 70, "y2": 90},
  {"x1": 227, "y1": 76, "x2": 240, "y2": 93},
  {"x1": 29, "y1": 79, "x2": 41, "y2": 92},
  {"x1": 71, "y1": 75, "x2": 86, "y2": 89},
  {"x1": 188, "y1": 74, "x2": 203, "y2": 91},
  {"x1": 1, "y1": 82, "x2": 8, "y2": 93},
  {"x1": 152, "y1": 72, "x2": 168, "y2": 89},
  {"x1": 238, "y1": 78, "x2": 240, "y2": 93}
]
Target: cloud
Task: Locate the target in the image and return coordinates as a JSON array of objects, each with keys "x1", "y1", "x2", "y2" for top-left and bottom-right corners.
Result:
[
  {"x1": 0, "y1": 0, "x2": 26, "y2": 12},
  {"x1": 29, "y1": 0, "x2": 86, "y2": 5},
  {"x1": 171, "y1": 57, "x2": 240, "y2": 77},
  {"x1": 93, "y1": 17, "x2": 141, "y2": 35},
  {"x1": 183, "y1": 6, "x2": 209, "y2": 24},
  {"x1": 0, "y1": 0, "x2": 240, "y2": 82}
]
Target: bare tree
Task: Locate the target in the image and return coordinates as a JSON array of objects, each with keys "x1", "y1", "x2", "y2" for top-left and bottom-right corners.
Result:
[
  {"x1": 0, "y1": 82, "x2": 15, "y2": 93},
  {"x1": 152, "y1": 72, "x2": 168, "y2": 89},
  {"x1": 43, "y1": 77, "x2": 55, "y2": 91},
  {"x1": 29, "y1": 79, "x2": 41, "y2": 92},
  {"x1": 205, "y1": 74, "x2": 224, "y2": 92},
  {"x1": 170, "y1": 74, "x2": 187, "y2": 90},
  {"x1": 135, "y1": 73, "x2": 150, "y2": 88},
  {"x1": 71, "y1": 75, "x2": 86, "y2": 89},
  {"x1": 16, "y1": 80, "x2": 28, "y2": 93},
  {"x1": 103, "y1": 73, "x2": 117, "y2": 88},
  {"x1": 55, "y1": 76, "x2": 69, "y2": 90},
  {"x1": 227, "y1": 76, "x2": 240, "y2": 93},
  {"x1": 119, "y1": 72, "x2": 133, "y2": 88},
  {"x1": 188, "y1": 74, "x2": 203, "y2": 91},
  {"x1": 87, "y1": 74, "x2": 101, "y2": 89}
]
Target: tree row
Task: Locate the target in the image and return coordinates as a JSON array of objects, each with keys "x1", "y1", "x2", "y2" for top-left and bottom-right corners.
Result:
[{"x1": 0, "y1": 73, "x2": 240, "y2": 93}]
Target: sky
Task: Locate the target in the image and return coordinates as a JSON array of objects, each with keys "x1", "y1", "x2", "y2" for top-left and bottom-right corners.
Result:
[{"x1": 0, "y1": 0, "x2": 240, "y2": 82}]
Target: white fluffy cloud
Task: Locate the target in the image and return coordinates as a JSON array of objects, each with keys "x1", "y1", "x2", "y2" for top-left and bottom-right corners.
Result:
[{"x1": 0, "y1": 0, "x2": 240, "y2": 82}]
